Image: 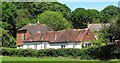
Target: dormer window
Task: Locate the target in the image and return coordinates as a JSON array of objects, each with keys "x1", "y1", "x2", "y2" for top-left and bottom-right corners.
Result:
[{"x1": 21, "y1": 33, "x2": 25, "y2": 40}]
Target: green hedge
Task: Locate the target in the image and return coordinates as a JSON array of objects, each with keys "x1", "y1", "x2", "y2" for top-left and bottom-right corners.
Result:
[
  {"x1": 86, "y1": 45, "x2": 120, "y2": 60},
  {"x1": 2, "y1": 47, "x2": 92, "y2": 59},
  {"x1": 2, "y1": 45, "x2": 120, "y2": 60}
]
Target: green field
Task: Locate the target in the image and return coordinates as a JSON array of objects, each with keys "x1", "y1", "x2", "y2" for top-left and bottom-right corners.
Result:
[
  {"x1": 2, "y1": 56, "x2": 81, "y2": 61},
  {"x1": 1, "y1": 56, "x2": 120, "y2": 63}
]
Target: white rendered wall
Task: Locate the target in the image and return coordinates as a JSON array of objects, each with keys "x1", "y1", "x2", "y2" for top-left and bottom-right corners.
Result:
[
  {"x1": 49, "y1": 42, "x2": 82, "y2": 49},
  {"x1": 49, "y1": 42, "x2": 67, "y2": 49},
  {"x1": 22, "y1": 42, "x2": 49, "y2": 50},
  {"x1": 20, "y1": 42, "x2": 83, "y2": 50},
  {"x1": 41, "y1": 42, "x2": 49, "y2": 49}
]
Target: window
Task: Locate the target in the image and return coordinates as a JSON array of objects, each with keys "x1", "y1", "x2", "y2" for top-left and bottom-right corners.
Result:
[
  {"x1": 61, "y1": 45, "x2": 65, "y2": 49},
  {"x1": 21, "y1": 33, "x2": 25, "y2": 40},
  {"x1": 34, "y1": 44, "x2": 37, "y2": 49},
  {"x1": 44, "y1": 44, "x2": 47, "y2": 49},
  {"x1": 85, "y1": 42, "x2": 91, "y2": 47}
]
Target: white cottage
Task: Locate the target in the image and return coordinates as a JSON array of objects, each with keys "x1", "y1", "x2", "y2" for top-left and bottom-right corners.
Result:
[{"x1": 16, "y1": 23, "x2": 96, "y2": 50}]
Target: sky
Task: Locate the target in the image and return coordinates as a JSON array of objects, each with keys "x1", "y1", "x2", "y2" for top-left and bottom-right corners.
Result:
[{"x1": 58, "y1": 0, "x2": 119, "y2": 11}]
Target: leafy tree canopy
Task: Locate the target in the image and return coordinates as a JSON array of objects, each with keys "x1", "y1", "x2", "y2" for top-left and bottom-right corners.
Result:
[
  {"x1": 70, "y1": 8, "x2": 100, "y2": 29},
  {"x1": 99, "y1": 15, "x2": 120, "y2": 43},
  {"x1": 1, "y1": 28, "x2": 16, "y2": 48},
  {"x1": 36, "y1": 11, "x2": 73, "y2": 31},
  {"x1": 100, "y1": 5, "x2": 120, "y2": 23}
]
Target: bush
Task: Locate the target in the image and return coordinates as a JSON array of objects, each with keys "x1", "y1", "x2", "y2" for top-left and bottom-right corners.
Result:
[
  {"x1": 2, "y1": 45, "x2": 120, "y2": 60},
  {"x1": 2, "y1": 47, "x2": 15, "y2": 56}
]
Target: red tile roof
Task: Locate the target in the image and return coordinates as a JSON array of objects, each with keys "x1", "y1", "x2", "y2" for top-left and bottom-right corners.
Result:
[
  {"x1": 18, "y1": 23, "x2": 53, "y2": 34},
  {"x1": 25, "y1": 29, "x2": 90, "y2": 42}
]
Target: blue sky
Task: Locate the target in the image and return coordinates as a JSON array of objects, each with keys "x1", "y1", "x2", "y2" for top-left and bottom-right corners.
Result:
[{"x1": 58, "y1": 1, "x2": 119, "y2": 11}]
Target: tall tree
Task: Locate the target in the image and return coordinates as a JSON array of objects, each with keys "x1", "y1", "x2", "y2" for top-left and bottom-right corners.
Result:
[
  {"x1": 15, "y1": 9, "x2": 32, "y2": 29},
  {"x1": 2, "y1": 2, "x2": 17, "y2": 38},
  {"x1": 87, "y1": 9, "x2": 100, "y2": 23},
  {"x1": 100, "y1": 5, "x2": 120, "y2": 23},
  {"x1": 70, "y1": 8, "x2": 101, "y2": 29},
  {"x1": 34, "y1": 2, "x2": 71, "y2": 19},
  {"x1": 36, "y1": 11, "x2": 73, "y2": 31},
  {"x1": 1, "y1": 28, "x2": 16, "y2": 48},
  {"x1": 99, "y1": 15, "x2": 120, "y2": 43}
]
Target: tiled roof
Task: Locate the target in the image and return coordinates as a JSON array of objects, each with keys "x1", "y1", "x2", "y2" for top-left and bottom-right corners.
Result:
[
  {"x1": 88, "y1": 23, "x2": 109, "y2": 31},
  {"x1": 18, "y1": 23, "x2": 54, "y2": 34},
  {"x1": 25, "y1": 29, "x2": 88, "y2": 42}
]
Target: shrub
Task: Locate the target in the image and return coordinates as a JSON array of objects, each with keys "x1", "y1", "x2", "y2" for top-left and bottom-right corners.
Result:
[
  {"x1": 2, "y1": 47, "x2": 15, "y2": 56},
  {"x1": 15, "y1": 48, "x2": 38, "y2": 57},
  {"x1": 2, "y1": 45, "x2": 120, "y2": 60}
]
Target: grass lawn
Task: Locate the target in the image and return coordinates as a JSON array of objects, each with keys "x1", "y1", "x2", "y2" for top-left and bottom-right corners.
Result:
[
  {"x1": 1, "y1": 56, "x2": 120, "y2": 63},
  {"x1": 2, "y1": 56, "x2": 81, "y2": 61}
]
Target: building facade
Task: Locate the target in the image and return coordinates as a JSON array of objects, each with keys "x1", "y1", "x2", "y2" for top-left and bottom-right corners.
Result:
[{"x1": 16, "y1": 23, "x2": 96, "y2": 50}]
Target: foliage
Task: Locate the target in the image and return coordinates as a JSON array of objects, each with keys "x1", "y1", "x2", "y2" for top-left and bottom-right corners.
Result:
[
  {"x1": 2, "y1": 2, "x2": 17, "y2": 38},
  {"x1": 70, "y1": 8, "x2": 100, "y2": 29},
  {"x1": 36, "y1": 11, "x2": 73, "y2": 31},
  {"x1": 100, "y1": 5, "x2": 120, "y2": 23},
  {"x1": 1, "y1": 28, "x2": 16, "y2": 48},
  {"x1": 70, "y1": 8, "x2": 88, "y2": 29},
  {"x1": 87, "y1": 9, "x2": 100, "y2": 23},
  {"x1": 2, "y1": 45, "x2": 120, "y2": 60},
  {"x1": 99, "y1": 15, "x2": 120, "y2": 43},
  {"x1": 33, "y1": 2, "x2": 71, "y2": 19}
]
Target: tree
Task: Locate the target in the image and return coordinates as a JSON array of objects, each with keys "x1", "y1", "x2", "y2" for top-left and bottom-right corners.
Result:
[
  {"x1": 34, "y1": 2, "x2": 71, "y2": 19},
  {"x1": 70, "y1": 8, "x2": 92, "y2": 29},
  {"x1": 1, "y1": 28, "x2": 16, "y2": 48},
  {"x1": 100, "y1": 5, "x2": 120, "y2": 23},
  {"x1": 36, "y1": 11, "x2": 73, "y2": 31},
  {"x1": 70, "y1": 8, "x2": 86, "y2": 29},
  {"x1": 87, "y1": 9, "x2": 100, "y2": 23},
  {"x1": 13, "y1": 2, "x2": 71, "y2": 19},
  {"x1": 70, "y1": 8, "x2": 101, "y2": 29},
  {"x1": 2, "y1": 2, "x2": 17, "y2": 38},
  {"x1": 15, "y1": 9, "x2": 32, "y2": 29},
  {"x1": 99, "y1": 15, "x2": 120, "y2": 43}
]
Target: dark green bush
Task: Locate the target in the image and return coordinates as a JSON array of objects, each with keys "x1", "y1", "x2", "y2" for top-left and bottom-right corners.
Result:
[
  {"x1": 2, "y1": 45, "x2": 120, "y2": 60},
  {"x1": 15, "y1": 48, "x2": 38, "y2": 57},
  {"x1": 2, "y1": 47, "x2": 15, "y2": 56}
]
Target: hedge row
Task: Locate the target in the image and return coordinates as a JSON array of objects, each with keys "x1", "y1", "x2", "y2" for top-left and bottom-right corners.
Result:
[
  {"x1": 2, "y1": 45, "x2": 120, "y2": 60},
  {"x1": 2, "y1": 47, "x2": 91, "y2": 59}
]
